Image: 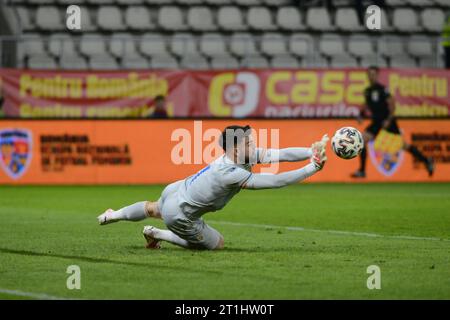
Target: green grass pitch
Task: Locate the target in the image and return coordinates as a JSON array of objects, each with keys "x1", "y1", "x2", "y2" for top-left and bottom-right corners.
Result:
[{"x1": 0, "y1": 183, "x2": 449, "y2": 299}]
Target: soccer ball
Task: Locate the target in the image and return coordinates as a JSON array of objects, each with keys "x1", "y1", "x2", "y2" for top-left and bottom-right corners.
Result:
[{"x1": 331, "y1": 127, "x2": 364, "y2": 159}]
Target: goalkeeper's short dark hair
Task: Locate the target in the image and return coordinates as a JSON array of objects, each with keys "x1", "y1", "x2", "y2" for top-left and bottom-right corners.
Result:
[{"x1": 219, "y1": 125, "x2": 252, "y2": 151}]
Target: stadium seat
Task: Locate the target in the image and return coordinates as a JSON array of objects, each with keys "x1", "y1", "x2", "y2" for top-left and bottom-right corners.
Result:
[
  {"x1": 79, "y1": 6, "x2": 97, "y2": 31},
  {"x1": 151, "y1": 55, "x2": 179, "y2": 69},
  {"x1": 235, "y1": 0, "x2": 262, "y2": 5},
  {"x1": 335, "y1": 8, "x2": 364, "y2": 31},
  {"x1": 348, "y1": 35, "x2": 374, "y2": 58},
  {"x1": 20, "y1": 34, "x2": 46, "y2": 58},
  {"x1": 306, "y1": 8, "x2": 333, "y2": 31},
  {"x1": 218, "y1": 6, "x2": 247, "y2": 31},
  {"x1": 80, "y1": 34, "x2": 107, "y2": 57},
  {"x1": 385, "y1": 0, "x2": 407, "y2": 5},
  {"x1": 289, "y1": 34, "x2": 314, "y2": 57},
  {"x1": 171, "y1": 33, "x2": 199, "y2": 57},
  {"x1": 330, "y1": 55, "x2": 358, "y2": 68},
  {"x1": 200, "y1": 33, "x2": 227, "y2": 57},
  {"x1": 36, "y1": 6, "x2": 63, "y2": 30},
  {"x1": 89, "y1": 54, "x2": 119, "y2": 70},
  {"x1": 122, "y1": 55, "x2": 149, "y2": 69},
  {"x1": 60, "y1": 55, "x2": 89, "y2": 70},
  {"x1": 271, "y1": 55, "x2": 299, "y2": 69},
  {"x1": 125, "y1": 6, "x2": 155, "y2": 31},
  {"x1": 229, "y1": 33, "x2": 258, "y2": 57},
  {"x1": 15, "y1": 7, "x2": 35, "y2": 31},
  {"x1": 210, "y1": 56, "x2": 240, "y2": 69},
  {"x1": 140, "y1": 34, "x2": 168, "y2": 57},
  {"x1": 276, "y1": 7, "x2": 305, "y2": 31},
  {"x1": 421, "y1": 9, "x2": 445, "y2": 33},
  {"x1": 97, "y1": 6, "x2": 126, "y2": 31},
  {"x1": 180, "y1": 55, "x2": 210, "y2": 69},
  {"x1": 110, "y1": 33, "x2": 137, "y2": 57},
  {"x1": 393, "y1": 8, "x2": 420, "y2": 32},
  {"x1": 301, "y1": 55, "x2": 329, "y2": 68},
  {"x1": 378, "y1": 36, "x2": 404, "y2": 58},
  {"x1": 406, "y1": 0, "x2": 429, "y2": 6},
  {"x1": 390, "y1": 55, "x2": 417, "y2": 68},
  {"x1": 407, "y1": 36, "x2": 433, "y2": 58},
  {"x1": 28, "y1": 0, "x2": 55, "y2": 4},
  {"x1": 158, "y1": 6, "x2": 187, "y2": 31},
  {"x1": 261, "y1": 33, "x2": 288, "y2": 56},
  {"x1": 360, "y1": 55, "x2": 388, "y2": 68},
  {"x1": 48, "y1": 34, "x2": 76, "y2": 57},
  {"x1": 28, "y1": 54, "x2": 57, "y2": 69},
  {"x1": 187, "y1": 7, "x2": 217, "y2": 31},
  {"x1": 434, "y1": 0, "x2": 450, "y2": 6},
  {"x1": 241, "y1": 55, "x2": 270, "y2": 68},
  {"x1": 319, "y1": 34, "x2": 346, "y2": 57},
  {"x1": 418, "y1": 57, "x2": 439, "y2": 68},
  {"x1": 247, "y1": 7, "x2": 277, "y2": 31}
]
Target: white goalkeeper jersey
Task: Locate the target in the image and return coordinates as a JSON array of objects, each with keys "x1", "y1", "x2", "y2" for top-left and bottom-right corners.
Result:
[{"x1": 176, "y1": 147, "x2": 315, "y2": 219}]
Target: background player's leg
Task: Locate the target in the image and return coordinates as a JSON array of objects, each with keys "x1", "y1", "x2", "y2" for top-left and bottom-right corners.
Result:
[
  {"x1": 352, "y1": 131, "x2": 374, "y2": 178},
  {"x1": 403, "y1": 143, "x2": 434, "y2": 176}
]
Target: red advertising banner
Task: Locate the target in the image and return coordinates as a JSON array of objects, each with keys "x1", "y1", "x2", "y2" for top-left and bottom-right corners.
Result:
[{"x1": 0, "y1": 68, "x2": 449, "y2": 118}]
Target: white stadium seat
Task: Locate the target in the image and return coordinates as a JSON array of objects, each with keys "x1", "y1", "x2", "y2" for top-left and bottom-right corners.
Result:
[
  {"x1": 393, "y1": 8, "x2": 420, "y2": 32},
  {"x1": 36, "y1": 6, "x2": 63, "y2": 30},
  {"x1": 218, "y1": 6, "x2": 247, "y2": 31},
  {"x1": 306, "y1": 8, "x2": 333, "y2": 31},
  {"x1": 122, "y1": 55, "x2": 149, "y2": 69},
  {"x1": 151, "y1": 55, "x2": 179, "y2": 69},
  {"x1": 20, "y1": 34, "x2": 46, "y2": 58},
  {"x1": 301, "y1": 55, "x2": 329, "y2": 68},
  {"x1": 171, "y1": 33, "x2": 198, "y2": 57},
  {"x1": 187, "y1": 7, "x2": 217, "y2": 31},
  {"x1": 378, "y1": 36, "x2": 404, "y2": 58},
  {"x1": 89, "y1": 54, "x2": 119, "y2": 70},
  {"x1": 180, "y1": 55, "x2": 210, "y2": 69},
  {"x1": 48, "y1": 34, "x2": 76, "y2": 57},
  {"x1": 289, "y1": 34, "x2": 314, "y2": 57},
  {"x1": 80, "y1": 34, "x2": 107, "y2": 57},
  {"x1": 330, "y1": 55, "x2": 358, "y2": 68},
  {"x1": 247, "y1": 7, "x2": 277, "y2": 31},
  {"x1": 407, "y1": 0, "x2": 429, "y2": 6},
  {"x1": 158, "y1": 6, "x2": 187, "y2": 31},
  {"x1": 271, "y1": 55, "x2": 299, "y2": 69},
  {"x1": 335, "y1": 8, "x2": 363, "y2": 31},
  {"x1": 348, "y1": 35, "x2": 374, "y2": 57},
  {"x1": 418, "y1": 57, "x2": 440, "y2": 68},
  {"x1": 421, "y1": 9, "x2": 445, "y2": 33},
  {"x1": 261, "y1": 33, "x2": 288, "y2": 56},
  {"x1": 230, "y1": 33, "x2": 258, "y2": 57},
  {"x1": 97, "y1": 6, "x2": 126, "y2": 30},
  {"x1": 390, "y1": 55, "x2": 417, "y2": 68},
  {"x1": 110, "y1": 33, "x2": 137, "y2": 57},
  {"x1": 210, "y1": 56, "x2": 240, "y2": 69},
  {"x1": 242, "y1": 55, "x2": 270, "y2": 69},
  {"x1": 360, "y1": 55, "x2": 388, "y2": 68},
  {"x1": 125, "y1": 6, "x2": 154, "y2": 30},
  {"x1": 140, "y1": 34, "x2": 168, "y2": 57},
  {"x1": 319, "y1": 34, "x2": 346, "y2": 57},
  {"x1": 15, "y1": 7, "x2": 35, "y2": 31},
  {"x1": 60, "y1": 55, "x2": 89, "y2": 70},
  {"x1": 407, "y1": 36, "x2": 433, "y2": 58},
  {"x1": 200, "y1": 34, "x2": 227, "y2": 57},
  {"x1": 276, "y1": 7, "x2": 305, "y2": 31},
  {"x1": 28, "y1": 54, "x2": 57, "y2": 69}
]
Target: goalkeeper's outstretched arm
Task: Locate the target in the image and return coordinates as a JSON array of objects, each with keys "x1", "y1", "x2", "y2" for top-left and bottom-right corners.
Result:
[
  {"x1": 257, "y1": 147, "x2": 312, "y2": 164},
  {"x1": 243, "y1": 162, "x2": 319, "y2": 190}
]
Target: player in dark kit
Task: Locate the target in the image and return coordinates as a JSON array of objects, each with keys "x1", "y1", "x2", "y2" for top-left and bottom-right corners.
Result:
[{"x1": 352, "y1": 66, "x2": 434, "y2": 178}]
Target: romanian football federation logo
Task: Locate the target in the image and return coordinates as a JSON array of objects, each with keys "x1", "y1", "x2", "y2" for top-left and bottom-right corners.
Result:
[
  {"x1": 0, "y1": 129, "x2": 32, "y2": 179},
  {"x1": 368, "y1": 129, "x2": 404, "y2": 177}
]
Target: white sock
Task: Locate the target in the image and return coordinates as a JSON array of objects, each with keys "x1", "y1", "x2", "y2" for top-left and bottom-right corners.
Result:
[
  {"x1": 111, "y1": 202, "x2": 148, "y2": 221},
  {"x1": 154, "y1": 229, "x2": 190, "y2": 248}
]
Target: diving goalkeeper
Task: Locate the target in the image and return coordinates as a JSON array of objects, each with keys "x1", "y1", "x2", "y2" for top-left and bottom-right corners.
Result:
[{"x1": 98, "y1": 125, "x2": 328, "y2": 250}]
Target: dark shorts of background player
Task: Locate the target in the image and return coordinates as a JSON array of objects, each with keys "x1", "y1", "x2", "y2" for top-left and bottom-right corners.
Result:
[{"x1": 365, "y1": 118, "x2": 401, "y2": 137}]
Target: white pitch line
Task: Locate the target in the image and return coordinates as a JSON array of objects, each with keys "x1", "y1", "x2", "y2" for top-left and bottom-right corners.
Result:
[
  {"x1": 209, "y1": 220, "x2": 450, "y2": 243},
  {"x1": 0, "y1": 288, "x2": 75, "y2": 300}
]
